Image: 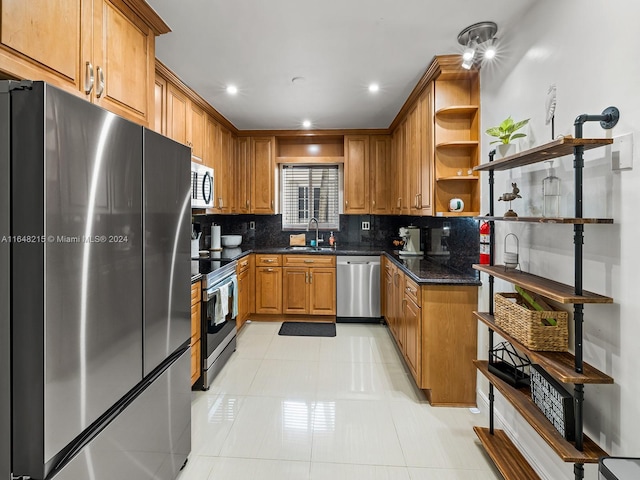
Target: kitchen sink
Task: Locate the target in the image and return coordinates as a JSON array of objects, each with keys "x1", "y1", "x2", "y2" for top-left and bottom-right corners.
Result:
[{"x1": 284, "y1": 246, "x2": 334, "y2": 252}]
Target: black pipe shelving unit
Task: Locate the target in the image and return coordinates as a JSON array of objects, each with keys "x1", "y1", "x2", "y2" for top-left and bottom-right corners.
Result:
[{"x1": 471, "y1": 108, "x2": 618, "y2": 480}]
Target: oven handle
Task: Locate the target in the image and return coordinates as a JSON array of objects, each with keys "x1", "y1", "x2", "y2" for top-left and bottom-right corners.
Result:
[{"x1": 204, "y1": 274, "x2": 237, "y2": 301}]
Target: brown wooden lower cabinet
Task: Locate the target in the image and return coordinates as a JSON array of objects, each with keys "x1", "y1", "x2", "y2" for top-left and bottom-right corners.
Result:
[
  {"x1": 190, "y1": 281, "x2": 201, "y2": 386},
  {"x1": 236, "y1": 254, "x2": 254, "y2": 330},
  {"x1": 382, "y1": 256, "x2": 478, "y2": 407},
  {"x1": 251, "y1": 254, "x2": 336, "y2": 319},
  {"x1": 255, "y1": 266, "x2": 282, "y2": 314}
]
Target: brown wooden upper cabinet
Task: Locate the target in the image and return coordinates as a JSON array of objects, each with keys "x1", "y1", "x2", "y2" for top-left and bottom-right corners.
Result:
[
  {"x1": 236, "y1": 137, "x2": 251, "y2": 214},
  {"x1": 370, "y1": 135, "x2": 392, "y2": 215},
  {"x1": 251, "y1": 136, "x2": 276, "y2": 214},
  {"x1": 389, "y1": 55, "x2": 478, "y2": 217},
  {"x1": 0, "y1": 0, "x2": 168, "y2": 127},
  {"x1": 166, "y1": 82, "x2": 205, "y2": 162},
  {"x1": 344, "y1": 135, "x2": 370, "y2": 214}
]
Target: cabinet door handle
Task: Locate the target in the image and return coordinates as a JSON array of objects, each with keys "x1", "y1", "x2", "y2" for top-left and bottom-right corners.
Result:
[
  {"x1": 246, "y1": 200, "x2": 249, "y2": 208},
  {"x1": 345, "y1": 200, "x2": 349, "y2": 207},
  {"x1": 95, "y1": 66, "x2": 105, "y2": 98},
  {"x1": 84, "y1": 61, "x2": 94, "y2": 94},
  {"x1": 415, "y1": 194, "x2": 420, "y2": 209},
  {"x1": 397, "y1": 197, "x2": 401, "y2": 208},
  {"x1": 218, "y1": 197, "x2": 223, "y2": 208}
]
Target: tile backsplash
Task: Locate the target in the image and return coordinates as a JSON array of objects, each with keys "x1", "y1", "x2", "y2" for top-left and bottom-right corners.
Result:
[{"x1": 193, "y1": 213, "x2": 479, "y2": 272}]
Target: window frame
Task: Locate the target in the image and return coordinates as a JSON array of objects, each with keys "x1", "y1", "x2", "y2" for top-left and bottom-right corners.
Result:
[{"x1": 280, "y1": 164, "x2": 343, "y2": 231}]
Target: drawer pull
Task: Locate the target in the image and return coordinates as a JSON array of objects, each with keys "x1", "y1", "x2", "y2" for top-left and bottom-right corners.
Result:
[
  {"x1": 304, "y1": 259, "x2": 314, "y2": 264},
  {"x1": 264, "y1": 259, "x2": 275, "y2": 263}
]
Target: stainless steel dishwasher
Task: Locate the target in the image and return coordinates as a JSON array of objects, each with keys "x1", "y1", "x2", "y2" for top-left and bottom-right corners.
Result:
[{"x1": 336, "y1": 256, "x2": 381, "y2": 321}]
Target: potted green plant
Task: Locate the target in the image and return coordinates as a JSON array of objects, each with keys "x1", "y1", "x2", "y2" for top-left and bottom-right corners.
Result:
[{"x1": 486, "y1": 116, "x2": 530, "y2": 157}]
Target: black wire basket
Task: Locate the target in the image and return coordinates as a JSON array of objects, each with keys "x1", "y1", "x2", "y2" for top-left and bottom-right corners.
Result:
[{"x1": 488, "y1": 341, "x2": 531, "y2": 388}]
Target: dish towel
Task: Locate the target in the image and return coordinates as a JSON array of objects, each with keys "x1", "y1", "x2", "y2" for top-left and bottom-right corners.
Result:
[
  {"x1": 219, "y1": 283, "x2": 229, "y2": 320},
  {"x1": 210, "y1": 290, "x2": 225, "y2": 326}
]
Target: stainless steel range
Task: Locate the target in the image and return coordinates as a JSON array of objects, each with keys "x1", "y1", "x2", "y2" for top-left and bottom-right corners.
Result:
[{"x1": 192, "y1": 258, "x2": 238, "y2": 390}]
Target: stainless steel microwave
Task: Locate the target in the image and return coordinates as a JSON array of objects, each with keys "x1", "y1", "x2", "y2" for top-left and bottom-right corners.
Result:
[{"x1": 191, "y1": 162, "x2": 214, "y2": 209}]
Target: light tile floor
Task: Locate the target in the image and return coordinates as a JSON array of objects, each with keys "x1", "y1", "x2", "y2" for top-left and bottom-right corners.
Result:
[{"x1": 177, "y1": 321, "x2": 501, "y2": 480}]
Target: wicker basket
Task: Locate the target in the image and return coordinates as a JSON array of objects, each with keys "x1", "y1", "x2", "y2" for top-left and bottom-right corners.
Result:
[{"x1": 494, "y1": 292, "x2": 569, "y2": 351}]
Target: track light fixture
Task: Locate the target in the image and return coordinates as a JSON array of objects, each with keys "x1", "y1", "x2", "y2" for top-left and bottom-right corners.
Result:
[{"x1": 457, "y1": 21, "x2": 498, "y2": 69}]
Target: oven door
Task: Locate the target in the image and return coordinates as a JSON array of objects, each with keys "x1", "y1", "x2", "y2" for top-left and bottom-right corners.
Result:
[{"x1": 202, "y1": 275, "x2": 237, "y2": 371}]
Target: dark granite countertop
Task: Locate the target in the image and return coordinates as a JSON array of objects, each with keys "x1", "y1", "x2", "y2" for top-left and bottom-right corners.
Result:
[
  {"x1": 383, "y1": 251, "x2": 481, "y2": 286},
  {"x1": 213, "y1": 245, "x2": 480, "y2": 286}
]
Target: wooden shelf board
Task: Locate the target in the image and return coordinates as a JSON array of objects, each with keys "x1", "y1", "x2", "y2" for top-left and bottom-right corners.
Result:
[
  {"x1": 436, "y1": 211, "x2": 480, "y2": 217},
  {"x1": 474, "y1": 427, "x2": 541, "y2": 480},
  {"x1": 436, "y1": 140, "x2": 479, "y2": 149},
  {"x1": 435, "y1": 105, "x2": 479, "y2": 116},
  {"x1": 437, "y1": 175, "x2": 479, "y2": 181},
  {"x1": 472, "y1": 264, "x2": 613, "y2": 304},
  {"x1": 475, "y1": 361, "x2": 608, "y2": 463},
  {"x1": 474, "y1": 312, "x2": 614, "y2": 384},
  {"x1": 474, "y1": 136, "x2": 613, "y2": 172},
  {"x1": 477, "y1": 216, "x2": 613, "y2": 224}
]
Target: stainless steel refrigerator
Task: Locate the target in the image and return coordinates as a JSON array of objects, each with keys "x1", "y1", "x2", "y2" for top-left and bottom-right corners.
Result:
[{"x1": 0, "y1": 81, "x2": 192, "y2": 480}]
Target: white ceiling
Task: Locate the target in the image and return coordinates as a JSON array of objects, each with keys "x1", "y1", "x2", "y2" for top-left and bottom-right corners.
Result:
[{"x1": 148, "y1": 0, "x2": 536, "y2": 131}]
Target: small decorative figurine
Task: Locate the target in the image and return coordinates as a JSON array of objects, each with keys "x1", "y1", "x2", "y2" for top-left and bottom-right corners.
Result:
[{"x1": 498, "y1": 183, "x2": 522, "y2": 217}]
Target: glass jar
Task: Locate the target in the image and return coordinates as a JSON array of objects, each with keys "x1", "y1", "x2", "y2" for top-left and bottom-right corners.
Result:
[{"x1": 542, "y1": 160, "x2": 561, "y2": 217}]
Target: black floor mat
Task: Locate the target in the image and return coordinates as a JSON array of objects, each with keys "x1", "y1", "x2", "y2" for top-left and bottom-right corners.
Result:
[{"x1": 278, "y1": 322, "x2": 336, "y2": 337}]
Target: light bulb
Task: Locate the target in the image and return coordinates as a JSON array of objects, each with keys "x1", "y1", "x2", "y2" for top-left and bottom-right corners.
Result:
[
  {"x1": 462, "y1": 47, "x2": 475, "y2": 61},
  {"x1": 484, "y1": 46, "x2": 496, "y2": 59}
]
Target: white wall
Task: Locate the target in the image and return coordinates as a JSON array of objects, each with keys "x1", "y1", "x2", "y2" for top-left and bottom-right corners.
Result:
[{"x1": 478, "y1": 1, "x2": 640, "y2": 478}]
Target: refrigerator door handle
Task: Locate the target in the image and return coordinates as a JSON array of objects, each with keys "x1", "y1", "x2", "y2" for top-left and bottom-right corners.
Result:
[{"x1": 84, "y1": 62, "x2": 94, "y2": 95}]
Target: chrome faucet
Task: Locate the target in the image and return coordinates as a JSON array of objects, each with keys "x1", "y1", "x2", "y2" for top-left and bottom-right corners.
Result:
[{"x1": 307, "y1": 217, "x2": 322, "y2": 246}]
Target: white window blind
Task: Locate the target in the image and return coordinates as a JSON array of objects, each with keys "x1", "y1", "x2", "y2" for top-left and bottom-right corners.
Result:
[{"x1": 281, "y1": 165, "x2": 340, "y2": 230}]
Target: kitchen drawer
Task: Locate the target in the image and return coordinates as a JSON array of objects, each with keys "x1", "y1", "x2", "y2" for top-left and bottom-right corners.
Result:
[
  {"x1": 191, "y1": 281, "x2": 200, "y2": 305},
  {"x1": 191, "y1": 301, "x2": 201, "y2": 343},
  {"x1": 237, "y1": 255, "x2": 251, "y2": 273},
  {"x1": 255, "y1": 254, "x2": 282, "y2": 267},
  {"x1": 404, "y1": 276, "x2": 421, "y2": 307},
  {"x1": 283, "y1": 254, "x2": 336, "y2": 267}
]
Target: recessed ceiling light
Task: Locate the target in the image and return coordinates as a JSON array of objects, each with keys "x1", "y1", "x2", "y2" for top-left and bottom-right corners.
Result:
[
  {"x1": 226, "y1": 85, "x2": 238, "y2": 95},
  {"x1": 302, "y1": 120, "x2": 311, "y2": 128},
  {"x1": 369, "y1": 83, "x2": 380, "y2": 93}
]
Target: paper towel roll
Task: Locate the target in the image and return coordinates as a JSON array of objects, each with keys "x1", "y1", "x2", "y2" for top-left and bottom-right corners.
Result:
[{"x1": 211, "y1": 225, "x2": 221, "y2": 250}]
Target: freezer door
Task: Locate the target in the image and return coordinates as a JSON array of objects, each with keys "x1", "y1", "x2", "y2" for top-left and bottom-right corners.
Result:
[
  {"x1": 10, "y1": 83, "x2": 144, "y2": 476},
  {"x1": 50, "y1": 348, "x2": 191, "y2": 480},
  {"x1": 142, "y1": 128, "x2": 191, "y2": 376}
]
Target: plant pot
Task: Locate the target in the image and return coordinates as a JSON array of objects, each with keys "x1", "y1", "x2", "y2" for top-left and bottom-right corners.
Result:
[{"x1": 496, "y1": 143, "x2": 517, "y2": 159}]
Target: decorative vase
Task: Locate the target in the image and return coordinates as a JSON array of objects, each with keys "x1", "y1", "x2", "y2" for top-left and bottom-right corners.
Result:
[{"x1": 496, "y1": 143, "x2": 516, "y2": 159}]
